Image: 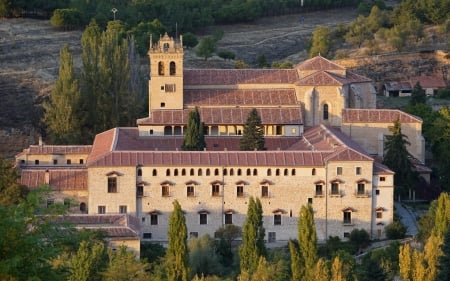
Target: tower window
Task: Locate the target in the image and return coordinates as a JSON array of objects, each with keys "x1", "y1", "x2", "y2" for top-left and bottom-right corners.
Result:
[
  {"x1": 158, "y1": 61, "x2": 164, "y2": 75},
  {"x1": 161, "y1": 102, "x2": 165, "y2": 108},
  {"x1": 323, "y1": 104, "x2": 329, "y2": 120},
  {"x1": 170, "y1": 61, "x2": 176, "y2": 75}
]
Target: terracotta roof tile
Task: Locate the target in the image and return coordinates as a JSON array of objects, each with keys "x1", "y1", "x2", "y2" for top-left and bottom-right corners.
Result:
[
  {"x1": 18, "y1": 145, "x2": 92, "y2": 156},
  {"x1": 410, "y1": 75, "x2": 447, "y2": 89},
  {"x1": 87, "y1": 128, "x2": 117, "y2": 163},
  {"x1": 137, "y1": 107, "x2": 302, "y2": 126},
  {"x1": 296, "y1": 56, "x2": 345, "y2": 71},
  {"x1": 342, "y1": 109, "x2": 422, "y2": 123},
  {"x1": 296, "y1": 71, "x2": 344, "y2": 86},
  {"x1": 184, "y1": 69, "x2": 299, "y2": 85},
  {"x1": 20, "y1": 168, "x2": 88, "y2": 190}
]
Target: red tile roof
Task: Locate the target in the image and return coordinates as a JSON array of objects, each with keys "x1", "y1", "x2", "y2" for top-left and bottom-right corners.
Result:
[
  {"x1": 341, "y1": 109, "x2": 422, "y2": 123},
  {"x1": 137, "y1": 107, "x2": 302, "y2": 126},
  {"x1": 184, "y1": 69, "x2": 299, "y2": 85},
  {"x1": 17, "y1": 145, "x2": 92, "y2": 157},
  {"x1": 184, "y1": 89, "x2": 299, "y2": 106},
  {"x1": 296, "y1": 55, "x2": 345, "y2": 71},
  {"x1": 87, "y1": 128, "x2": 117, "y2": 164},
  {"x1": 20, "y1": 168, "x2": 88, "y2": 190},
  {"x1": 410, "y1": 75, "x2": 447, "y2": 89},
  {"x1": 296, "y1": 71, "x2": 372, "y2": 86}
]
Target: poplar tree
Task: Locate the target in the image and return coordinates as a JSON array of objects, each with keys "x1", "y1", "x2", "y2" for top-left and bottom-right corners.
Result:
[
  {"x1": 313, "y1": 258, "x2": 330, "y2": 281},
  {"x1": 298, "y1": 204, "x2": 318, "y2": 281},
  {"x1": 166, "y1": 200, "x2": 189, "y2": 281},
  {"x1": 399, "y1": 244, "x2": 412, "y2": 281},
  {"x1": 382, "y1": 118, "x2": 417, "y2": 196},
  {"x1": 239, "y1": 196, "x2": 266, "y2": 276},
  {"x1": 437, "y1": 224, "x2": 450, "y2": 281},
  {"x1": 67, "y1": 240, "x2": 107, "y2": 281},
  {"x1": 182, "y1": 107, "x2": 206, "y2": 151},
  {"x1": 103, "y1": 246, "x2": 151, "y2": 281},
  {"x1": 43, "y1": 44, "x2": 81, "y2": 144},
  {"x1": 240, "y1": 108, "x2": 265, "y2": 151},
  {"x1": 289, "y1": 240, "x2": 304, "y2": 281}
]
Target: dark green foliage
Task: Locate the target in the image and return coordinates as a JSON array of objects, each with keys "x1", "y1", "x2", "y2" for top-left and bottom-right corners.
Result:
[
  {"x1": 360, "y1": 241, "x2": 399, "y2": 280},
  {"x1": 141, "y1": 242, "x2": 166, "y2": 263},
  {"x1": 437, "y1": 223, "x2": 450, "y2": 281},
  {"x1": 410, "y1": 82, "x2": 427, "y2": 105},
  {"x1": 240, "y1": 108, "x2": 265, "y2": 151},
  {"x1": 195, "y1": 36, "x2": 217, "y2": 61},
  {"x1": 217, "y1": 50, "x2": 236, "y2": 60},
  {"x1": 67, "y1": 240, "x2": 107, "y2": 281},
  {"x1": 166, "y1": 200, "x2": 189, "y2": 281},
  {"x1": 289, "y1": 240, "x2": 304, "y2": 281},
  {"x1": 189, "y1": 235, "x2": 226, "y2": 279},
  {"x1": 0, "y1": 159, "x2": 28, "y2": 205},
  {"x1": 257, "y1": 54, "x2": 268, "y2": 68},
  {"x1": 382, "y1": 119, "x2": 418, "y2": 195},
  {"x1": 385, "y1": 220, "x2": 407, "y2": 239},
  {"x1": 271, "y1": 61, "x2": 293, "y2": 69},
  {"x1": 298, "y1": 204, "x2": 318, "y2": 280},
  {"x1": 182, "y1": 107, "x2": 206, "y2": 151},
  {"x1": 349, "y1": 229, "x2": 370, "y2": 253},
  {"x1": 436, "y1": 88, "x2": 450, "y2": 99},
  {"x1": 103, "y1": 246, "x2": 151, "y2": 281},
  {"x1": 359, "y1": 257, "x2": 386, "y2": 281},
  {"x1": 129, "y1": 19, "x2": 166, "y2": 55},
  {"x1": 50, "y1": 8, "x2": 81, "y2": 30},
  {"x1": 309, "y1": 25, "x2": 333, "y2": 57},
  {"x1": 239, "y1": 196, "x2": 266, "y2": 275},
  {"x1": 183, "y1": 32, "x2": 199, "y2": 48}
]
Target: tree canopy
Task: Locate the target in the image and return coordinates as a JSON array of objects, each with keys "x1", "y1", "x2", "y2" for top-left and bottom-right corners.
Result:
[
  {"x1": 182, "y1": 107, "x2": 206, "y2": 151},
  {"x1": 240, "y1": 109, "x2": 265, "y2": 151}
]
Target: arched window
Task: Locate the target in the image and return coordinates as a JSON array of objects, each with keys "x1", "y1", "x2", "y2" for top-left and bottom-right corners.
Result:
[
  {"x1": 198, "y1": 169, "x2": 202, "y2": 176},
  {"x1": 137, "y1": 168, "x2": 142, "y2": 177},
  {"x1": 267, "y1": 169, "x2": 272, "y2": 176},
  {"x1": 164, "y1": 126, "x2": 172, "y2": 135},
  {"x1": 182, "y1": 169, "x2": 186, "y2": 176},
  {"x1": 291, "y1": 169, "x2": 296, "y2": 176},
  {"x1": 170, "y1": 61, "x2": 176, "y2": 75},
  {"x1": 284, "y1": 169, "x2": 288, "y2": 176},
  {"x1": 152, "y1": 169, "x2": 157, "y2": 176},
  {"x1": 312, "y1": 168, "x2": 316, "y2": 176},
  {"x1": 276, "y1": 169, "x2": 280, "y2": 176},
  {"x1": 166, "y1": 169, "x2": 171, "y2": 176},
  {"x1": 206, "y1": 169, "x2": 210, "y2": 176},
  {"x1": 174, "y1": 169, "x2": 178, "y2": 176},
  {"x1": 230, "y1": 169, "x2": 234, "y2": 176},
  {"x1": 80, "y1": 202, "x2": 87, "y2": 213},
  {"x1": 163, "y1": 43, "x2": 169, "y2": 51},
  {"x1": 253, "y1": 169, "x2": 258, "y2": 176},
  {"x1": 323, "y1": 104, "x2": 329, "y2": 120},
  {"x1": 158, "y1": 61, "x2": 164, "y2": 75},
  {"x1": 237, "y1": 169, "x2": 242, "y2": 176},
  {"x1": 190, "y1": 169, "x2": 195, "y2": 176},
  {"x1": 214, "y1": 169, "x2": 219, "y2": 176},
  {"x1": 246, "y1": 169, "x2": 251, "y2": 176},
  {"x1": 223, "y1": 169, "x2": 228, "y2": 176}
]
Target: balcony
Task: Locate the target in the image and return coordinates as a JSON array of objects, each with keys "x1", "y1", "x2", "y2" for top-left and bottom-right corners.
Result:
[{"x1": 355, "y1": 190, "x2": 370, "y2": 198}]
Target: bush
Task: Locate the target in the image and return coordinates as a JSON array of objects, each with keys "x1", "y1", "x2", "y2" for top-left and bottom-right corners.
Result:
[
  {"x1": 349, "y1": 229, "x2": 371, "y2": 252},
  {"x1": 183, "y1": 32, "x2": 199, "y2": 48},
  {"x1": 217, "y1": 50, "x2": 236, "y2": 60},
  {"x1": 234, "y1": 60, "x2": 249, "y2": 69},
  {"x1": 436, "y1": 88, "x2": 450, "y2": 99},
  {"x1": 385, "y1": 221, "x2": 407, "y2": 239},
  {"x1": 50, "y1": 9, "x2": 81, "y2": 30}
]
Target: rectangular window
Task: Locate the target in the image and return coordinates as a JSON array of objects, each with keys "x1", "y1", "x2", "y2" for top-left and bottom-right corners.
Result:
[
  {"x1": 344, "y1": 232, "x2": 350, "y2": 238},
  {"x1": 143, "y1": 233, "x2": 152, "y2": 239},
  {"x1": 356, "y1": 167, "x2": 361, "y2": 175},
  {"x1": 268, "y1": 232, "x2": 276, "y2": 243},
  {"x1": 79, "y1": 159, "x2": 84, "y2": 164},
  {"x1": 331, "y1": 183, "x2": 339, "y2": 195},
  {"x1": 98, "y1": 205, "x2": 106, "y2": 214},
  {"x1": 376, "y1": 212, "x2": 383, "y2": 219},
  {"x1": 308, "y1": 197, "x2": 313, "y2": 204},
  {"x1": 343, "y1": 211, "x2": 352, "y2": 224},
  {"x1": 190, "y1": 232, "x2": 198, "y2": 239},
  {"x1": 237, "y1": 186, "x2": 244, "y2": 197},
  {"x1": 276, "y1": 125, "x2": 283, "y2": 135},
  {"x1": 150, "y1": 214, "x2": 158, "y2": 225},
  {"x1": 35, "y1": 159, "x2": 39, "y2": 165},
  {"x1": 165, "y1": 84, "x2": 176, "y2": 92},
  {"x1": 200, "y1": 213, "x2": 207, "y2": 225},
  {"x1": 137, "y1": 185, "x2": 144, "y2": 197},
  {"x1": 119, "y1": 205, "x2": 127, "y2": 214},
  {"x1": 376, "y1": 189, "x2": 380, "y2": 195},
  {"x1": 53, "y1": 159, "x2": 58, "y2": 165},
  {"x1": 107, "y1": 177, "x2": 117, "y2": 193},
  {"x1": 315, "y1": 184, "x2": 323, "y2": 196},
  {"x1": 225, "y1": 213, "x2": 233, "y2": 225},
  {"x1": 67, "y1": 159, "x2": 71, "y2": 165},
  {"x1": 357, "y1": 183, "x2": 365, "y2": 196},
  {"x1": 274, "y1": 214, "x2": 281, "y2": 225},
  {"x1": 187, "y1": 185, "x2": 195, "y2": 197},
  {"x1": 162, "y1": 185, "x2": 170, "y2": 197},
  {"x1": 212, "y1": 184, "x2": 221, "y2": 197},
  {"x1": 380, "y1": 176, "x2": 386, "y2": 182},
  {"x1": 261, "y1": 186, "x2": 269, "y2": 198},
  {"x1": 337, "y1": 167, "x2": 343, "y2": 175}
]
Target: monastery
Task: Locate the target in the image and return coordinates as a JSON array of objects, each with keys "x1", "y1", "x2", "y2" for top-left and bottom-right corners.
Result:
[{"x1": 16, "y1": 33, "x2": 426, "y2": 250}]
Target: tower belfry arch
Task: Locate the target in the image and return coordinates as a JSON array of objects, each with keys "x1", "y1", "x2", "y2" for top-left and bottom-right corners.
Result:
[{"x1": 148, "y1": 33, "x2": 184, "y2": 115}]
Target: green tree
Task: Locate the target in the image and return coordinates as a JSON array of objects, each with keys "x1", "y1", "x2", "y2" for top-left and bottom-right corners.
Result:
[
  {"x1": 103, "y1": 246, "x2": 151, "y2": 281},
  {"x1": 188, "y1": 235, "x2": 225, "y2": 279},
  {"x1": 43, "y1": 44, "x2": 82, "y2": 144},
  {"x1": 298, "y1": 204, "x2": 318, "y2": 281},
  {"x1": 289, "y1": 240, "x2": 304, "y2": 281},
  {"x1": 309, "y1": 25, "x2": 333, "y2": 57},
  {"x1": 195, "y1": 36, "x2": 216, "y2": 60},
  {"x1": 313, "y1": 258, "x2": 330, "y2": 281},
  {"x1": 349, "y1": 228, "x2": 370, "y2": 253},
  {"x1": 240, "y1": 108, "x2": 265, "y2": 151},
  {"x1": 428, "y1": 107, "x2": 450, "y2": 190},
  {"x1": 0, "y1": 159, "x2": 27, "y2": 205},
  {"x1": 410, "y1": 82, "x2": 427, "y2": 105},
  {"x1": 385, "y1": 220, "x2": 407, "y2": 239},
  {"x1": 423, "y1": 233, "x2": 443, "y2": 281},
  {"x1": 50, "y1": 8, "x2": 82, "y2": 30},
  {"x1": 166, "y1": 200, "x2": 189, "y2": 281},
  {"x1": 345, "y1": 15, "x2": 372, "y2": 48},
  {"x1": 182, "y1": 107, "x2": 206, "y2": 151},
  {"x1": 382, "y1": 118, "x2": 417, "y2": 197},
  {"x1": 183, "y1": 32, "x2": 199, "y2": 48},
  {"x1": 399, "y1": 244, "x2": 413, "y2": 281},
  {"x1": 239, "y1": 196, "x2": 266, "y2": 276},
  {"x1": 67, "y1": 240, "x2": 107, "y2": 281}
]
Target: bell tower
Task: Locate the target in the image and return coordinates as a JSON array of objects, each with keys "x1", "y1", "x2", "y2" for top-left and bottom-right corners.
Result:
[{"x1": 148, "y1": 33, "x2": 184, "y2": 115}]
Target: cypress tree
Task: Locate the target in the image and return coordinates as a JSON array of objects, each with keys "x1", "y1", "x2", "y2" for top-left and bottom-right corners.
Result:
[
  {"x1": 239, "y1": 196, "x2": 266, "y2": 276},
  {"x1": 166, "y1": 200, "x2": 189, "y2": 281},
  {"x1": 289, "y1": 240, "x2": 304, "y2": 281},
  {"x1": 382, "y1": 118, "x2": 417, "y2": 196},
  {"x1": 43, "y1": 44, "x2": 81, "y2": 144},
  {"x1": 182, "y1": 107, "x2": 206, "y2": 151},
  {"x1": 437, "y1": 223, "x2": 450, "y2": 281},
  {"x1": 298, "y1": 204, "x2": 318, "y2": 281},
  {"x1": 240, "y1": 108, "x2": 265, "y2": 151},
  {"x1": 410, "y1": 81, "x2": 426, "y2": 106}
]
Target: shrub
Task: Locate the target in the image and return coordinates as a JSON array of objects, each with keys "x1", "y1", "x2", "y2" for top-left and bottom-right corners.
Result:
[
  {"x1": 183, "y1": 32, "x2": 198, "y2": 48},
  {"x1": 217, "y1": 50, "x2": 236, "y2": 60},
  {"x1": 385, "y1": 221, "x2": 407, "y2": 239},
  {"x1": 50, "y1": 9, "x2": 81, "y2": 30}
]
